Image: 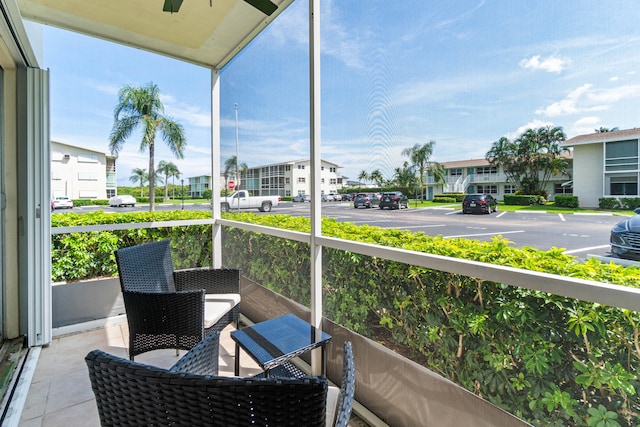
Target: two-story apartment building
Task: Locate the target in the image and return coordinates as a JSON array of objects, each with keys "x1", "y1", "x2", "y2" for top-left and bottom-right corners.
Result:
[
  {"x1": 190, "y1": 159, "x2": 343, "y2": 197},
  {"x1": 563, "y1": 128, "x2": 640, "y2": 208},
  {"x1": 51, "y1": 141, "x2": 117, "y2": 200},
  {"x1": 425, "y1": 155, "x2": 573, "y2": 201}
]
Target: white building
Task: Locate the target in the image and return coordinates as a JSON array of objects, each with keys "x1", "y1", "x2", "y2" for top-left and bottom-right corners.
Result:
[{"x1": 51, "y1": 141, "x2": 117, "y2": 200}]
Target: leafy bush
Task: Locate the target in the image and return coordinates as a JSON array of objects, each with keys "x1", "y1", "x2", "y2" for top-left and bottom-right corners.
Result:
[
  {"x1": 432, "y1": 197, "x2": 457, "y2": 203},
  {"x1": 504, "y1": 194, "x2": 546, "y2": 206},
  {"x1": 202, "y1": 189, "x2": 212, "y2": 200},
  {"x1": 600, "y1": 198, "x2": 622, "y2": 210},
  {"x1": 434, "y1": 193, "x2": 466, "y2": 202},
  {"x1": 620, "y1": 198, "x2": 640, "y2": 210},
  {"x1": 554, "y1": 195, "x2": 579, "y2": 208}
]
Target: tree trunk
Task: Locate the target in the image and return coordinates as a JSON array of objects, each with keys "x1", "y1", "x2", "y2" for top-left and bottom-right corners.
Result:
[
  {"x1": 164, "y1": 173, "x2": 169, "y2": 201},
  {"x1": 148, "y1": 141, "x2": 155, "y2": 211}
]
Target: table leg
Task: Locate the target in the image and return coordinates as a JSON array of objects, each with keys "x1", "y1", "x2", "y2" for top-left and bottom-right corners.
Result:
[{"x1": 235, "y1": 341, "x2": 240, "y2": 376}]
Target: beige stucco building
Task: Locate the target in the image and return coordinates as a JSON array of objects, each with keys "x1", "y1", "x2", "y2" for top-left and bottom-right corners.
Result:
[
  {"x1": 51, "y1": 141, "x2": 117, "y2": 200},
  {"x1": 564, "y1": 128, "x2": 640, "y2": 208}
]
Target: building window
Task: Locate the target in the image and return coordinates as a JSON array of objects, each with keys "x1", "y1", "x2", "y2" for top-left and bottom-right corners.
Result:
[
  {"x1": 321, "y1": 178, "x2": 325, "y2": 184},
  {"x1": 285, "y1": 165, "x2": 290, "y2": 171},
  {"x1": 330, "y1": 167, "x2": 336, "y2": 173},
  {"x1": 554, "y1": 183, "x2": 573, "y2": 194},
  {"x1": 504, "y1": 184, "x2": 517, "y2": 194},
  {"x1": 77, "y1": 171, "x2": 97, "y2": 180},
  {"x1": 330, "y1": 178, "x2": 337, "y2": 185},
  {"x1": 476, "y1": 166, "x2": 497, "y2": 174},
  {"x1": 285, "y1": 178, "x2": 290, "y2": 184},
  {"x1": 449, "y1": 168, "x2": 463, "y2": 176},
  {"x1": 298, "y1": 165, "x2": 305, "y2": 170},
  {"x1": 78, "y1": 153, "x2": 98, "y2": 163},
  {"x1": 605, "y1": 140, "x2": 638, "y2": 172},
  {"x1": 477, "y1": 185, "x2": 497, "y2": 194},
  {"x1": 107, "y1": 189, "x2": 116, "y2": 198},
  {"x1": 607, "y1": 173, "x2": 638, "y2": 196},
  {"x1": 298, "y1": 177, "x2": 306, "y2": 183},
  {"x1": 321, "y1": 166, "x2": 324, "y2": 170}
]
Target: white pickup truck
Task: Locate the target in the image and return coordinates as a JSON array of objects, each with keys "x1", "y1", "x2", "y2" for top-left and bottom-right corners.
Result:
[{"x1": 221, "y1": 190, "x2": 280, "y2": 212}]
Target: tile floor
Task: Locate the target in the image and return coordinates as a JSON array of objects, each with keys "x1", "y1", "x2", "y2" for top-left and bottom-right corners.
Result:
[{"x1": 19, "y1": 321, "x2": 262, "y2": 426}]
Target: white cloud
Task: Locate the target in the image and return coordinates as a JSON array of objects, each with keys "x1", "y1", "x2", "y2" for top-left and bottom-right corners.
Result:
[
  {"x1": 519, "y1": 55, "x2": 571, "y2": 74},
  {"x1": 504, "y1": 120, "x2": 555, "y2": 140},
  {"x1": 587, "y1": 84, "x2": 640, "y2": 104},
  {"x1": 610, "y1": 76, "x2": 619, "y2": 82},
  {"x1": 536, "y1": 84, "x2": 593, "y2": 117},
  {"x1": 570, "y1": 116, "x2": 601, "y2": 136}
]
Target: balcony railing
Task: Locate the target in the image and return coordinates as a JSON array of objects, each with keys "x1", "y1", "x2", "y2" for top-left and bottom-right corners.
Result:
[{"x1": 45, "y1": 217, "x2": 640, "y2": 426}]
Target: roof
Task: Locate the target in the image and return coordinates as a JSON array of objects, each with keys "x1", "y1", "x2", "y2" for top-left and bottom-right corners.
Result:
[
  {"x1": 51, "y1": 140, "x2": 108, "y2": 156},
  {"x1": 564, "y1": 128, "x2": 640, "y2": 147},
  {"x1": 17, "y1": 0, "x2": 295, "y2": 68}
]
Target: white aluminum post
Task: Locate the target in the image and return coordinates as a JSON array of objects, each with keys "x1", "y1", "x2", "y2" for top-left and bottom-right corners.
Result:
[
  {"x1": 211, "y1": 69, "x2": 222, "y2": 268},
  {"x1": 309, "y1": 0, "x2": 323, "y2": 375}
]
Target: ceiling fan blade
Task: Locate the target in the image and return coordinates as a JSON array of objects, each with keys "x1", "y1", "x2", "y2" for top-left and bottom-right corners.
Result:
[
  {"x1": 243, "y1": 0, "x2": 278, "y2": 16},
  {"x1": 163, "y1": 0, "x2": 183, "y2": 13}
]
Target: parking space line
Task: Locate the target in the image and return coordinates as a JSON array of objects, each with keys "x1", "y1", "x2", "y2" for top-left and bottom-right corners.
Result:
[
  {"x1": 402, "y1": 224, "x2": 447, "y2": 229},
  {"x1": 563, "y1": 245, "x2": 610, "y2": 254},
  {"x1": 559, "y1": 213, "x2": 566, "y2": 221},
  {"x1": 444, "y1": 230, "x2": 525, "y2": 239},
  {"x1": 496, "y1": 211, "x2": 506, "y2": 218}
]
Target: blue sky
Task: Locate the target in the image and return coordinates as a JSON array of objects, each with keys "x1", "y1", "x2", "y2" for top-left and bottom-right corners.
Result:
[{"x1": 42, "y1": 0, "x2": 640, "y2": 185}]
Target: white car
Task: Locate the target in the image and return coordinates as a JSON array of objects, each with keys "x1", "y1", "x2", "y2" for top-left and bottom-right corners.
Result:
[
  {"x1": 109, "y1": 195, "x2": 136, "y2": 207},
  {"x1": 51, "y1": 196, "x2": 73, "y2": 210}
]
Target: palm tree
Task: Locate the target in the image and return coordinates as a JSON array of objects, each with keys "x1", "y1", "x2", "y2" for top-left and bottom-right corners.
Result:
[
  {"x1": 109, "y1": 82, "x2": 186, "y2": 211},
  {"x1": 129, "y1": 168, "x2": 147, "y2": 197},
  {"x1": 357, "y1": 170, "x2": 369, "y2": 189},
  {"x1": 369, "y1": 169, "x2": 384, "y2": 187},
  {"x1": 595, "y1": 126, "x2": 619, "y2": 133},
  {"x1": 169, "y1": 167, "x2": 181, "y2": 200},
  {"x1": 157, "y1": 160, "x2": 179, "y2": 201},
  {"x1": 402, "y1": 141, "x2": 436, "y2": 200}
]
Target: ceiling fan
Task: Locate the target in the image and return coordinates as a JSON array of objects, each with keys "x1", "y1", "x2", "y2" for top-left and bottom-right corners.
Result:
[{"x1": 163, "y1": 0, "x2": 278, "y2": 16}]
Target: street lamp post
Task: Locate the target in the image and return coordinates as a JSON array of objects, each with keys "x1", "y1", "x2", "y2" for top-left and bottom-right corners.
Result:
[
  {"x1": 234, "y1": 102, "x2": 239, "y2": 212},
  {"x1": 181, "y1": 179, "x2": 184, "y2": 210}
]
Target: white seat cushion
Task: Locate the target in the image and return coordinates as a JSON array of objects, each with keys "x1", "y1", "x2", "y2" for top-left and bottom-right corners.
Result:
[
  {"x1": 204, "y1": 293, "x2": 241, "y2": 329},
  {"x1": 326, "y1": 385, "x2": 341, "y2": 427}
]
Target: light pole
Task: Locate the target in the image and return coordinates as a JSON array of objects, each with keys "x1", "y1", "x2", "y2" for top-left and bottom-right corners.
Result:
[
  {"x1": 181, "y1": 179, "x2": 184, "y2": 210},
  {"x1": 234, "y1": 102, "x2": 239, "y2": 212}
]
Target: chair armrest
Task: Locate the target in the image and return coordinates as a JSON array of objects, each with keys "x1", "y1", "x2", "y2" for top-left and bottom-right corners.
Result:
[
  {"x1": 122, "y1": 290, "x2": 205, "y2": 336},
  {"x1": 170, "y1": 331, "x2": 220, "y2": 376},
  {"x1": 174, "y1": 267, "x2": 240, "y2": 294}
]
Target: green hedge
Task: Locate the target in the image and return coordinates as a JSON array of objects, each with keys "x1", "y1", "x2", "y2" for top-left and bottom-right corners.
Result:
[
  {"x1": 504, "y1": 194, "x2": 546, "y2": 206},
  {"x1": 600, "y1": 197, "x2": 640, "y2": 210},
  {"x1": 52, "y1": 211, "x2": 640, "y2": 426},
  {"x1": 434, "y1": 193, "x2": 466, "y2": 202},
  {"x1": 554, "y1": 195, "x2": 579, "y2": 208},
  {"x1": 432, "y1": 197, "x2": 457, "y2": 203}
]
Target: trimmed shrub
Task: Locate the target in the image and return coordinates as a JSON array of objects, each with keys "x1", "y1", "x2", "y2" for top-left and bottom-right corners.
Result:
[
  {"x1": 432, "y1": 197, "x2": 457, "y2": 203},
  {"x1": 503, "y1": 194, "x2": 545, "y2": 206},
  {"x1": 434, "y1": 193, "x2": 466, "y2": 202},
  {"x1": 620, "y1": 197, "x2": 640, "y2": 210},
  {"x1": 599, "y1": 198, "x2": 621, "y2": 210},
  {"x1": 554, "y1": 195, "x2": 579, "y2": 208}
]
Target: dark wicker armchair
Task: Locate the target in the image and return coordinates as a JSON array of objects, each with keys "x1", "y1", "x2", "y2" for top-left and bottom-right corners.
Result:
[
  {"x1": 115, "y1": 239, "x2": 240, "y2": 360},
  {"x1": 85, "y1": 334, "x2": 329, "y2": 427},
  {"x1": 332, "y1": 341, "x2": 356, "y2": 427}
]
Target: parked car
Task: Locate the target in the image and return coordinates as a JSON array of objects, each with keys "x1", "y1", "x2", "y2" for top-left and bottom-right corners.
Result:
[
  {"x1": 379, "y1": 191, "x2": 409, "y2": 210},
  {"x1": 324, "y1": 194, "x2": 335, "y2": 202},
  {"x1": 331, "y1": 193, "x2": 342, "y2": 201},
  {"x1": 341, "y1": 193, "x2": 353, "y2": 202},
  {"x1": 610, "y1": 207, "x2": 640, "y2": 260},
  {"x1": 293, "y1": 194, "x2": 311, "y2": 202},
  {"x1": 51, "y1": 196, "x2": 73, "y2": 210},
  {"x1": 109, "y1": 194, "x2": 137, "y2": 207},
  {"x1": 353, "y1": 192, "x2": 380, "y2": 208},
  {"x1": 461, "y1": 194, "x2": 498, "y2": 214}
]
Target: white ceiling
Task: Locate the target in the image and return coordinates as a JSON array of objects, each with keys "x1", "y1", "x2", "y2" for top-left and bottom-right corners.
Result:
[{"x1": 17, "y1": 0, "x2": 295, "y2": 68}]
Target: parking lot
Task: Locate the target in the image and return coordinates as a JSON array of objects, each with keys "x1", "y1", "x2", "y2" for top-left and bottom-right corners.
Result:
[{"x1": 279, "y1": 201, "x2": 628, "y2": 263}]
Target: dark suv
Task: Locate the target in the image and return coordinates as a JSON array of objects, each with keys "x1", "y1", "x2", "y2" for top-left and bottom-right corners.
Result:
[
  {"x1": 379, "y1": 191, "x2": 409, "y2": 210},
  {"x1": 462, "y1": 194, "x2": 498, "y2": 214},
  {"x1": 353, "y1": 193, "x2": 380, "y2": 208}
]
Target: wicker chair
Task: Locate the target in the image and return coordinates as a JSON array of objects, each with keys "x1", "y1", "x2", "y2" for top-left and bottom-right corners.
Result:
[
  {"x1": 115, "y1": 239, "x2": 240, "y2": 360},
  {"x1": 85, "y1": 334, "x2": 329, "y2": 427},
  {"x1": 331, "y1": 341, "x2": 356, "y2": 427}
]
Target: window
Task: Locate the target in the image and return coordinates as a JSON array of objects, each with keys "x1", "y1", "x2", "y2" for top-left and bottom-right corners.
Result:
[
  {"x1": 78, "y1": 153, "x2": 98, "y2": 163},
  {"x1": 605, "y1": 140, "x2": 638, "y2": 172},
  {"x1": 321, "y1": 178, "x2": 325, "y2": 183},
  {"x1": 554, "y1": 183, "x2": 573, "y2": 194},
  {"x1": 449, "y1": 168, "x2": 463, "y2": 176},
  {"x1": 607, "y1": 174, "x2": 638, "y2": 196},
  {"x1": 106, "y1": 189, "x2": 116, "y2": 198},
  {"x1": 476, "y1": 166, "x2": 497, "y2": 174},
  {"x1": 285, "y1": 178, "x2": 290, "y2": 184},
  {"x1": 330, "y1": 178, "x2": 337, "y2": 185},
  {"x1": 298, "y1": 164, "x2": 305, "y2": 170},
  {"x1": 504, "y1": 184, "x2": 517, "y2": 194},
  {"x1": 477, "y1": 185, "x2": 497, "y2": 194},
  {"x1": 298, "y1": 177, "x2": 306, "y2": 183},
  {"x1": 329, "y1": 167, "x2": 336, "y2": 173}
]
